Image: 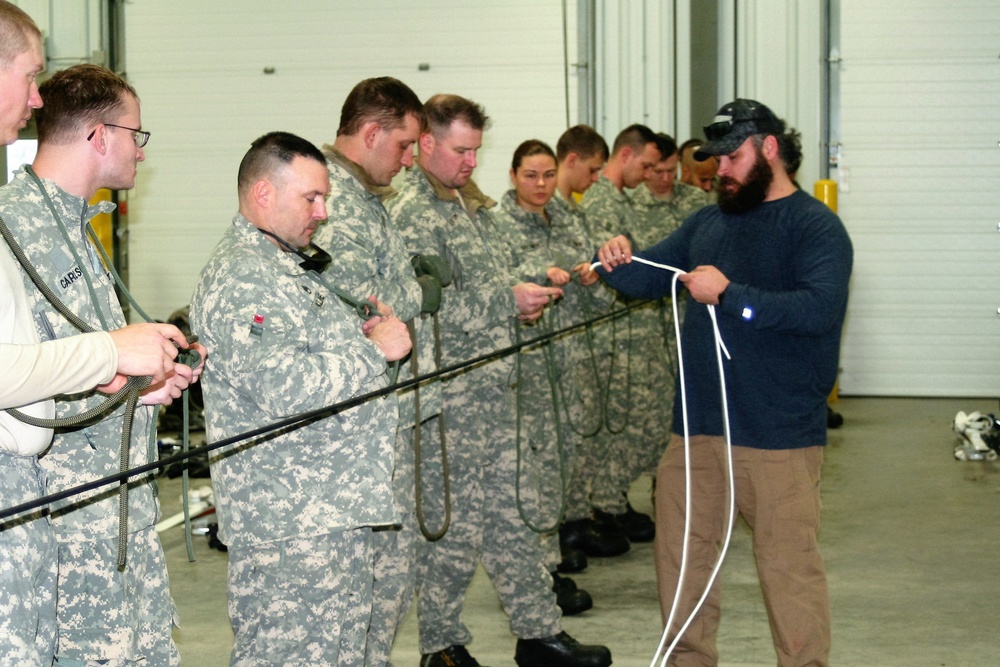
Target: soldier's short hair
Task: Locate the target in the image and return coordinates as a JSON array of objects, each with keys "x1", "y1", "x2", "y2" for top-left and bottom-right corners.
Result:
[
  {"x1": 0, "y1": 0, "x2": 41, "y2": 68},
  {"x1": 511, "y1": 139, "x2": 556, "y2": 171},
  {"x1": 423, "y1": 94, "x2": 489, "y2": 138},
  {"x1": 611, "y1": 123, "x2": 659, "y2": 158},
  {"x1": 35, "y1": 64, "x2": 138, "y2": 145},
  {"x1": 237, "y1": 131, "x2": 326, "y2": 198},
  {"x1": 337, "y1": 77, "x2": 425, "y2": 137},
  {"x1": 556, "y1": 125, "x2": 609, "y2": 163},
  {"x1": 654, "y1": 132, "x2": 679, "y2": 161}
]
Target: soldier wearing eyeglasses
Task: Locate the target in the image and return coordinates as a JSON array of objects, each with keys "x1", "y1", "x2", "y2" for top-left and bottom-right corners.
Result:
[{"x1": 0, "y1": 61, "x2": 206, "y2": 667}]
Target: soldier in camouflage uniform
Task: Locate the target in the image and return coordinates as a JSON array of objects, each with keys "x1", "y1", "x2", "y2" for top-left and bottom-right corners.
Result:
[
  {"x1": 0, "y1": 64, "x2": 205, "y2": 666},
  {"x1": 624, "y1": 133, "x2": 711, "y2": 517},
  {"x1": 545, "y1": 127, "x2": 633, "y2": 564},
  {"x1": 550, "y1": 125, "x2": 644, "y2": 572},
  {"x1": 493, "y1": 138, "x2": 616, "y2": 617},
  {"x1": 630, "y1": 133, "x2": 710, "y2": 246},
  {"x1": 389, "y1": 94, "x2": 610, "y2": 667},
  {"x1": 190, "y1": 132, "x2": 412, "y2": 667},
  {"x1": 579, "y1": 124, "x2": 665, "y2": 545},
  {"x1": 311, "y1": 77, "x2": 446, "y2": 667},
  {"x1": 680, "y1": 137, "x2": 719, "y2": 199}
]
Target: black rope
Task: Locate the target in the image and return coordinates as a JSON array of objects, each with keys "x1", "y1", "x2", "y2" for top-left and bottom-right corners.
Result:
[
  {"x1": 514, "y1": 322, "x2": 567, "y2": 534},
  {"x1": 0, "y1": 299, "x2": 658, "y2": 524},
  {"x1": 412, "y1": 315, "x2": 451, "y2": 541}
]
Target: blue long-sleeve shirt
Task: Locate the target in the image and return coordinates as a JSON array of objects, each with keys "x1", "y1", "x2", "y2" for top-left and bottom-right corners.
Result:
[{"x1": 596, "y1": 190, "x2": 853, "y2": 449}]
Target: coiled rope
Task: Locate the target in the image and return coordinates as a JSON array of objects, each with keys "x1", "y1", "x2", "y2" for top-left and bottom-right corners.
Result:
[{"x1": 588, "y1": 256, "x2": 736, "y2": 667}]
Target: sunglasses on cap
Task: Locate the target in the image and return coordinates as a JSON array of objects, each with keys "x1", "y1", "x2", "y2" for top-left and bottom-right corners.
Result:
[{"x1": 703, "y1": 117, "x2": 775, "y2": 141}]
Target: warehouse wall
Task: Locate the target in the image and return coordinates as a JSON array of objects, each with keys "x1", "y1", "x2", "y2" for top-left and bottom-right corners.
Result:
[
  {"x1": 834, "y1": 0, "x2": 1000, "y2": 396},
  {"x1": 9, "y1": 1, "x2": 999, "y2": 397},
  {"x1": 121, "y1": 0, "x2": 579, "y2": 319}
]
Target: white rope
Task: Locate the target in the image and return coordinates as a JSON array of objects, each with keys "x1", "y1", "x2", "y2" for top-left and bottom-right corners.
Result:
[{"x1": 590, "y1": 256, "x2": 737, "y2": 667}]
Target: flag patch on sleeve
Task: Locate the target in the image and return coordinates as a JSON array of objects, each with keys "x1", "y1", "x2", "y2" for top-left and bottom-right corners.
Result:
[{"x1": 249, "y1": 313, "x2": 265, "y2": 338}]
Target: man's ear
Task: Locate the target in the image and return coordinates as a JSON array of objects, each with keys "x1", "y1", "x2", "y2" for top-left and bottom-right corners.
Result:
[
  {"x1": 250, "y1": 179, "x2": 272, "y2": 209},
  {"x1": 363, "y1": 121, "x2": 381, "y2": 149},
  {"x1": 762, "y1": 134, "x2": 780, "y2": 161},
  {"x1": 419, "y1": 132, "x2": 435, "y2": 156},
  {"x1": 564, "y1": 152, "x2": 579, "y2": 169},
  {"x1": 89, "y1": 125, "x2": 109, "y2": 156}
]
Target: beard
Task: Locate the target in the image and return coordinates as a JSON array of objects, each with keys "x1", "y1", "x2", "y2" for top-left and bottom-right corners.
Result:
[{"x1": 716, "y1": 148, "x2": 772, "y2": 214}]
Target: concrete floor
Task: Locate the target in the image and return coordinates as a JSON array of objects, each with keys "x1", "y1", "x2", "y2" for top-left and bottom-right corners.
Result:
[{"x1": 156, "y1": 397, "x2": 1000, "y2": 666}]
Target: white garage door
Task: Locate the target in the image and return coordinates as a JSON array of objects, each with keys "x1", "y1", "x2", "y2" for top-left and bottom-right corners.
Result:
[
  {"x1": 836, "y1": 0, "x2": 1000, "y2": 397},
  {"x1": 123, "y1": 1, "x2": 577, "y2": 321}
]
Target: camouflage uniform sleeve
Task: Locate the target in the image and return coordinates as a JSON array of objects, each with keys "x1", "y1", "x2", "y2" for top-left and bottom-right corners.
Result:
[
  {"x1": 390, "y1": 195, "x2": 519, "y2": 323},
  {"x1": 317, "y1": 186, "x2": 423, "y2": 323},
  {"x1": 192, "y1": 252, "x2": 388, "y2": 421},
  {"x1": 580, "y1": 182, "x2": 624, "y2": 241},
  {"x1": 493, "y1": 206, "x2": 549, "y2": 284}
]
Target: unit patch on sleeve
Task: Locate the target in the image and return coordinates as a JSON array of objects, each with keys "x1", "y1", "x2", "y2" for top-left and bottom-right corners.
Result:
[{"x1": 249, "y1": 313, "x2": 265, "y2": 338}]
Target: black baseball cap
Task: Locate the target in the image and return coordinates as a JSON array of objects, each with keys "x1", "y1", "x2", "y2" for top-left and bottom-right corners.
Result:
[{"x1": 694, "y1": 99, "x2": 785, "y2": 161}]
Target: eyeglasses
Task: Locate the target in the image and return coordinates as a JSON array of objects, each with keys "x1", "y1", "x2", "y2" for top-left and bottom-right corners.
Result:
[
  {"x1": 703, "y1": 117, "x2": 772, "y2": 141},
  {"x1": 86, "y1": 123, "x2": 151, "y2": 148}
]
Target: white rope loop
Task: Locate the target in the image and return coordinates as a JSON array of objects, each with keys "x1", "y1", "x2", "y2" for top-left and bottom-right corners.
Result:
[{"x1": 588, "y1": 256, "x2": 736, "y2": 667}]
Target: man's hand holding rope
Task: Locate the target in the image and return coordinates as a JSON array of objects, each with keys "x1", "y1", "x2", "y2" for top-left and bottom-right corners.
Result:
[
  {"x1": 362, "y1": 296, "x2": 412, "y2": 362},
  {"x1": 513, "y1": 282, "x2": 563, "y2": 323}
]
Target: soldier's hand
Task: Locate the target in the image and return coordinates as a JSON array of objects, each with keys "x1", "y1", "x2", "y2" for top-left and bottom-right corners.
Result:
[
  {"x1": 573, "y1": 261, "x2": 600, "y2": 286},
  {"x1": 140, "y1": 365, "x2": 195, "y2": 406},
  {"x1": 546, "y1": 266, "x2": 571, "y2": 286},
  {"x1": 108, "y1": 322, "x2": 187, "y2": 382},
  {"x1": 513, "y1": 282, "x2": 562, "y2": 319},
  {"x1": 96, "y1": 373, "x2": 128, "y2": 395},
  {"x1": 367, "y1": 296, "x2": 394, "y2": 319},
  {"x1": 367, "y1": 316, "x2": 412, "y2": 362}
]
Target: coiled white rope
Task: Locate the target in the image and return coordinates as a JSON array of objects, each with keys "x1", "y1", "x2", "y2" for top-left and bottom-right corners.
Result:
[{"x1": 591, "y1": 256, "x2": 736, "y2": 667}]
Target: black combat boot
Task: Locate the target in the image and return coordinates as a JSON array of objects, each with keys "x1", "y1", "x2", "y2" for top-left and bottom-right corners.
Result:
[
  {"x1": 556, "y1": 546, "x2": 588, "y2": 573},
  {"x1": 560, "y1": 518, "x2": 629, "y2": 558},
  {"x1": 594, "y1": 505, "x2": 651, "y2": 543},
  {"x1": 514, "y1": 631, "x2": 612, "y2": 667},
  {"x1": 608, "y1": 500, "x2": 655, "y2": 543},
  {"x1": 420, "y1": 644, "x2": 488, "y2": 667},
  {"x1": 551, "y1": 571, "x2": 593, "y2": 615}
]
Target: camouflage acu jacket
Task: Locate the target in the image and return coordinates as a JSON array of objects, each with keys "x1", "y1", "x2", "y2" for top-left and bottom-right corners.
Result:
[
  {"x1": 494, "y1": 190, "x2": 614, "y2": 355},
  {"x1": 579, "y1": 175, "x2": 638, "y2": 243},
  {"x1": 0, "y1": 168, "x2": 158, "y2": 539},
  {"x1": 387, "y1": 166, "x2": 518, "y2": 391},
  {"x1": 315, "y1": 146, "x2": 440, "y2": 429},
  {"x1": 190, "y1": 214, "x2": 398, "y2": 547},
  {"x1": 628, "y1": 181, "x2": 709, "y2": 250}
]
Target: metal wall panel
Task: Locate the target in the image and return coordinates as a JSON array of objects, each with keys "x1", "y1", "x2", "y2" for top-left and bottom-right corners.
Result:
[
  {"x1": 122, "y1": 0, "x2": 578, "y2": 318},
  {"x1": 836, "y1": 0, "x2": 1000, "y2": 396}
]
